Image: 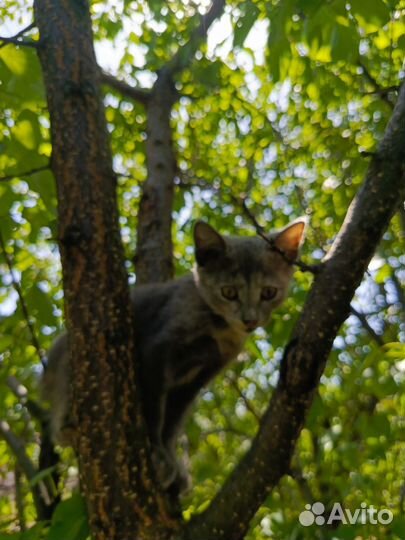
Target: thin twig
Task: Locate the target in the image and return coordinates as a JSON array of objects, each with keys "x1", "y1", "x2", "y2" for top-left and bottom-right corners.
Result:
[
  {"x1": 0, "y1": 421, "x2": 51, "y2": 505},
  {"x1": 7, "y1": 376, "x2": 28, "y2": 402},
  {"x1": 0, "y1": 420, "x2": 54, "y2": 522},
  {"x1": 14, "y1": 467, "x2": 26, "y2": 532},
  {"x1": 350, "y1": 306, "x2": 385, "y2": 346},
  {"x1": 363, "y1": 85, "x2": 399, "y2": 97},
  {"x1": 201, "y1": 427, "x2": 249, "y2": 438},
  {"x1": 359, "y1": 61, "x2": 395, "y2": 108},
  {"x1": 0, "y1": 164, "x2": 50, "y2": 182},
  {"x1": 390, "y1": 272, "x2": 405, "y2": 308},
  {"x1": 225, "y1": 375, "x2": 261, "y2": 423},
  {"x1": 167, "y1": 0, "x2": 226, "y2": 76},
  {"x1": 4, "y1": 378, "x2": 60, "y2": 516},
  {"x1": 177, "y1": 173, "x2": 320, "y2": 273},
  {"x1": 400, "y1": 482, "x2": 405, "y2": 513},
  {"x1": 0, "y1": 22, "x2": 37, "y2": 50},
  {"x1": 0, "y1": 231, "x2": 45, "y2": 367},
  {"x1": 290, "y1": 465, "x2": 315, "y2": 504},
  {"x1": 0, "y1": 37, "x2": 38, "y2": 49},
  {"x1": 100, "y1": 70, "x2": 151, "y2": 105},
  {"x1": 1, "y1": 22, "x2": 35, "y2": 41},
  {"x1": 7, "y1": 376, "x2": 48, "y2": 423},
  {"x1": 236, "y1": 196, "x2": 320, "y2": 274}
]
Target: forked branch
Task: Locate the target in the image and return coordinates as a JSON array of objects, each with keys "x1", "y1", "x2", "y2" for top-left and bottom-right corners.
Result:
[
  {"x1": 181, "y1": 81, "x2": 405, "y2": 540},
  {"x1": 0, "y1": 22, "x2": 37, "y2": 49}
]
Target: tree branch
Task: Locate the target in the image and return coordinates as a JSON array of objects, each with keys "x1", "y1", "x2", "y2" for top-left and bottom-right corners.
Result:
[
  {"x1": 0, "y1": 37, "x2": 37, "y2": 48},
  {"x1": 0, "y1": 164, "x2": 49, "y2": 182},
  {"x1": 0, "y1": 22, "x2": 38, "y2": 49},
  {"x1": 134, "y1": 71, "x2": 177, "y2": 284},
  {"x1": 350, "y1": 306, "x2": 385, "y2": 346},
  {"x1": 235, "y1": 195, "x2": 320, "y2": 274},
  {"x1": 14, "y1": 467, "x2": 26, "y2": 532},
  {"x1": 181, "y1": 82, "x2": 405, "y2": 540},
  {"x1": 135, "y1": 0, "x2": 226, "y2": 284},
  {"x1": 34, "y1": 0, "x2": 177, "y2": 536},
  {"x1": 359, "y1": 61, "x2": 396, "y2": 108},
  {"x1": 99, "y1": 70, "x2": 151, "y2": 105},
  {"x1": 0, "y1": 22, "x2": 35, "y2": 40},
  {"x1": 363, "y1": 85, "x2": 400, "y2": 97},
  {"x1": 390, "y1": 270, "x2": 405, "y2": 308},
  {"x1": 0, "y1": 420, "x2": 52, "y2": 520},
  {"x1": 0, "y1": 421, "x2": 38, "y2": 487},
  {"x1": 7, "y1": 376, "x2": 48, "y2": 423},
  {"x1": 6, "y1": 375, "x2": 60, "y2": 511},
  {"x1": 224, "y1": 375, "x2": 261, "y2": 424},
  {"x1": 0, "y1": 231, "x2": 45, "y2": 367},
  {"x1": 167, "y1": 0, "x2": 226, "y2": 76}
]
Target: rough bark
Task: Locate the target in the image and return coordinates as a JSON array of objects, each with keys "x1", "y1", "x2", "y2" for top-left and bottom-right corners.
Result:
[
  {"x1": 33, "y1": 1, "x2": 176, "y2": 538},
  {"x1": 135, "y1": 0, "x2": 226, "y2": 284},
  {"x1": 180, "y1": 82, "x2": 405, "y2": 540},
  {"x1": 135, "y1": 70, "x2": 177, "y2": 284}
]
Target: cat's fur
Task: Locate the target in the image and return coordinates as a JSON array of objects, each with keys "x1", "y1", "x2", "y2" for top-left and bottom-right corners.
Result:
[{"x1": 42, "y1": 219, "x2": 305, "y2": 494}]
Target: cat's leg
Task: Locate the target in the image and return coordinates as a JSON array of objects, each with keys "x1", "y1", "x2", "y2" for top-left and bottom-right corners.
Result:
[
  {"x1": 140, "y1": 381, "x2": 178, "y2": 489},
  {"x1": 162, "y1": 336, "x2": 222, "y2": 494},
  {"x1": 139, "y1": 346, "x2": 182, "y2": 490},
  {"x1": 162, "y1": 387, "x2": 198, "y2": 495},
  {"x1": 42, "y1": 334, "x2": 77, "y2": 446}
]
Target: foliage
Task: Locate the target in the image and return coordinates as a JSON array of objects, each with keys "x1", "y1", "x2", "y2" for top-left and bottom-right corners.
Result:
[{"x1": 0, "y1": 0, "x2": 404, "y2": 538}]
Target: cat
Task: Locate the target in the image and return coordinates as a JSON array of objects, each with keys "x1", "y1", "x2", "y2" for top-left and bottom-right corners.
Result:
[{"x1": 42, "y1": 218, "x2": 306, "y2": 495}]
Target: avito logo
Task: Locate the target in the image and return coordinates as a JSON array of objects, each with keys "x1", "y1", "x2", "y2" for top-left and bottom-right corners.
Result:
[{"x1": 299, "y1": 502, "x2": 393, "y2": 527}]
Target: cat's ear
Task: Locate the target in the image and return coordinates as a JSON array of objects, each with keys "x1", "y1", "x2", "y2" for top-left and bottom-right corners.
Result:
[
  {"x1": 273, "y1": 218, "x2": 307, "y2": 260},
  {"x1": 194, "y1": 221, "x2": 226, "y2": 266}
]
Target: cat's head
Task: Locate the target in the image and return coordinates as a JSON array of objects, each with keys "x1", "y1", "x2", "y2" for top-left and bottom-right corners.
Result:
[{"x1": 193, "y1": 219, "x2": 306, "y2": 334}]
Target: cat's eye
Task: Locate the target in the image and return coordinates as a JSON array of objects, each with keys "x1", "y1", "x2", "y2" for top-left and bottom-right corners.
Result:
[
  {"x1": 261, "y1": 286, "x2": 277, "y2": 301},
  {"x1": 221, "y1": 286, "x2": 239, "y2": 301}
]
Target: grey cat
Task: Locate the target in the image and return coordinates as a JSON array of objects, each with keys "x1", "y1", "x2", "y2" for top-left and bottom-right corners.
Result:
[{"x1": 42, "y1": 219, "x2": 306, "y2": 495}]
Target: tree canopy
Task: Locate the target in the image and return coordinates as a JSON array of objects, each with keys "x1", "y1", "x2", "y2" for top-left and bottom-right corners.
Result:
[{"x1": 0, "y1": 0, "x2": 404, "y2": 539}]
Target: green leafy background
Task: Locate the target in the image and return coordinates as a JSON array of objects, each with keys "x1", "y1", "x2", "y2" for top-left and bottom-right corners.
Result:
[{"x1": 0, "y1": 0, "x2": 404, "y2": 538}]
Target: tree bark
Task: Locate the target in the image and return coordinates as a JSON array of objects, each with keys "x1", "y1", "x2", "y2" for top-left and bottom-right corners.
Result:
[
  {"x1": 135, "y1": 0, "x2": 226, "y2": 284},
  {"x1": 33, "y1": 1, "x2": 176, "y2": 538},
  {"x1": 135, "y1": 69, "x2": 177, "y2": 284}
]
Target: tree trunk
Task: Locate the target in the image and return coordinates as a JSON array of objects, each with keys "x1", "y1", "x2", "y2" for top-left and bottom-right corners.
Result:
[
  {"x1": 33, "y1": 1, "x2": 176, "y2": 538},
  {"x1": 136, "y1": 69, "x2": 177, "y2": 284}
]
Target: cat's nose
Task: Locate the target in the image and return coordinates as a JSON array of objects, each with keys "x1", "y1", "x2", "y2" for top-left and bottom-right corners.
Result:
[{"x1": 243, "y1": 319, "x2": 258, "y2": 331}]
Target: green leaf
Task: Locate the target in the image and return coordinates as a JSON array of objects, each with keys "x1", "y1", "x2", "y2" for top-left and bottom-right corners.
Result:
[
  {"x1": 0, "y1": 46, "x2": 44, "y2": 105},
  {"x1": 12, "y1": 110, "x2": 42, "y2": 151},
  {"x1": 330, "y1": 22, "x2": 360, "y2": 62},
  {"x1": 350, "y1": 0, "x2": 391, "y2": 32},
  {"x1": 47, "y1": 494, "x2": 89, "y2": 540},
  {"x1": 233, "y1": 3, "x2": 260, "y2": 48},
  {"x1": 29, "y1": 466, "x2": 58, "y2": 487},
  {"x1": 375, "y1": 263, "x2": 391, "y2": 284},
  {"x1": 25, "y1": 284, "x2": 56, "y2": 326},
  {"x1": 27, "y1": 169, "x2": 56, "y2": 211},
  {"x1": 267, "y1": 2, "x2": 292, "y2": 80},
  {"x1": 0, "y1": 523, "x2": 47, "y2": 540}
]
